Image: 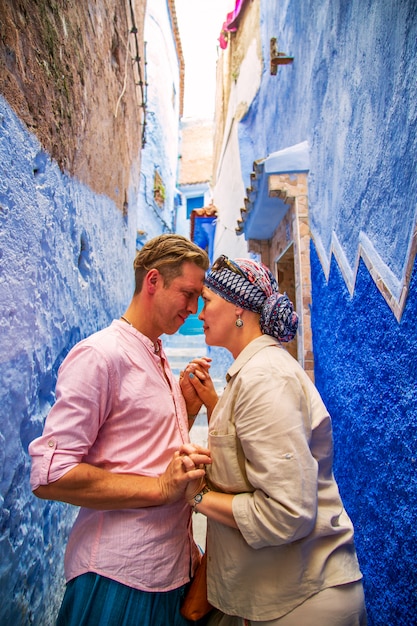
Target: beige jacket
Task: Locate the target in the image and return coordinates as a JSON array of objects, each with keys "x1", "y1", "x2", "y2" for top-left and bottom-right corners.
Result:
[{"x1": 206, "y1": 335, "x2": 362, "y2": 621}]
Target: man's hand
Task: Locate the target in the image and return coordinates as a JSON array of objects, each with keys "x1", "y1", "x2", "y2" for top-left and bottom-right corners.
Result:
[{"x1": 157, "y1": 444, "x2": 211, "y2": 504}]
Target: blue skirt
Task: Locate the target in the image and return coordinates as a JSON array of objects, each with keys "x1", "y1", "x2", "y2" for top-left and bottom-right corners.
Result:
[{"x1": 56, "y1": 572, "x2": 193, "y2": 626}]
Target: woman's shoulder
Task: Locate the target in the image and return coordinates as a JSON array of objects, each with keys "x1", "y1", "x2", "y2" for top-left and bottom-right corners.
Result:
[
  {"x1": 240, "y1": 341, "x2": 314, "y2": 391},
  {"x1": 249, "y1": 339, "x2": 299, "y2": 368}
]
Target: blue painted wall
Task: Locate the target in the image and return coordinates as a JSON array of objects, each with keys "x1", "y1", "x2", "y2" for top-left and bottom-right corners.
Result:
[
  {"x1": 238, "y1": 0, "x2": 416, "y2": 297},
  {"x1": 0, "y1": 97, "x2": 137, "y2": 624},
  {"x1": 311, "y1": 244, "x2": 417, "y2": 625},
  {"x1": 232, "y1": 1, "x2": 416, "y2": 623},
  {"x1": 0, "y1": 1, "x2": 182, "y2": 621}
]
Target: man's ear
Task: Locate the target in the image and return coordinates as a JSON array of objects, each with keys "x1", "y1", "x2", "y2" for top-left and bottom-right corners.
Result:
[{"x1": 145, "y1": 268, "x2": 160, "y2": 293}]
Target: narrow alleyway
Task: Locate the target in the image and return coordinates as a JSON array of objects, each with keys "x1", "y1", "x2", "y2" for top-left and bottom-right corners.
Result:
[{"x1": 163, "y1": 331, "x2": 226, "y2": 548}]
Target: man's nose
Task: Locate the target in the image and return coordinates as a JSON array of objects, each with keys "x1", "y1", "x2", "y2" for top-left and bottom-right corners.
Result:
[{"x1": 188, "y1": 295, "x2": 199, "y2": 314}]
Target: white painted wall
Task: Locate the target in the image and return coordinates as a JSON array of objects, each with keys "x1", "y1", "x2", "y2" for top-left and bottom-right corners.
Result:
[{"x1": 137, "y1": 0, "x2": 182, "y2": 240}]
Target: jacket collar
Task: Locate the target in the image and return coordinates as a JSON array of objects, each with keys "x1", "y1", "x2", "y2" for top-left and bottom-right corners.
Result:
[{"x1": 226, "y1": 335, "x2": 281, "y2": 382}]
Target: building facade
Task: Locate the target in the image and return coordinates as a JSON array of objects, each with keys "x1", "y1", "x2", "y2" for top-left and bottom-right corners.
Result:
[
  {"x1": 210, "y1": 1, "x2": 417, "y2": 624},
  {"x1": 137, "y1": 0, "x2": 184, "y2": 243}
]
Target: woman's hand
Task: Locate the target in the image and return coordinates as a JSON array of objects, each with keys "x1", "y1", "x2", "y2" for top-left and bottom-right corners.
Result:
[
  {"x1": 180, "y1": 357, "x2": 213, "y2": 419},
  {"x1": 157, "y1": 443, "x2": 211, "y2": 504},
  {"x1": 179, "y1": 443, "x2": 210, "y2": 502},
  {"x1": 185, "y1": 476, "x2": 207, "y2": 503},
  {"x1": 180, "y1": 443, "x2": 211, "y2": 502},
  {"x1": 183, "y1": 359, "x2": 219, "y2": 420}
]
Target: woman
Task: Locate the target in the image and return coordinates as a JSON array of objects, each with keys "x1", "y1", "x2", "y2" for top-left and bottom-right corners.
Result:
[{"x1": 181, "y1": 255, "x2": 367, "y2": 626}]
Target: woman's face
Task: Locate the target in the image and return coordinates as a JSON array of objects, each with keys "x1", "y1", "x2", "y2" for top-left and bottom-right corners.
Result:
[{"x1": 199, "y1": 286, "x2": 237, "y2": 349}]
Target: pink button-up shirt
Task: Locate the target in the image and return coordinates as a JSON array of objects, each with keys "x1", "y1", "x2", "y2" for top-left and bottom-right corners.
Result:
[{"x1": 29, "y1": 320, "x2": 199, "y2": 591}]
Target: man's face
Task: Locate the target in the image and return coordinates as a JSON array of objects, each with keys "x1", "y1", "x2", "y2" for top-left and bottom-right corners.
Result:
[{"x1": 153, "y1": 261, "x2": 205, "y2": 336}]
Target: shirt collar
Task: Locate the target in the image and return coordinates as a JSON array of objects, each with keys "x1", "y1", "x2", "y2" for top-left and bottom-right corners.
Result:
[
  {"x1": 226, "y1": 334, "x2": 280, "y2": 382},
  {"x1": 114, "y1": 319, "x2": 163, "y2": 357}
]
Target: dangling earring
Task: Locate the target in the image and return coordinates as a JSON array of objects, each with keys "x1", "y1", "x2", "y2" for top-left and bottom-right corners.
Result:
[{"x1": 235, "y1": 315, "x2": 244, "y2": 328}]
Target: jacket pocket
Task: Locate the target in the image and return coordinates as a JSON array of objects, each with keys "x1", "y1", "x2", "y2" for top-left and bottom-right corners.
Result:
[{"x1": 208, "y1": 431, "x2": 253, "y2": 493}]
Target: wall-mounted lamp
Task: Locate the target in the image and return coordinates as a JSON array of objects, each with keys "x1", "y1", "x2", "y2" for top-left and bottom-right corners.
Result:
[{"x1": 270, "y1": 37, "x2": 294, "y2": 75}]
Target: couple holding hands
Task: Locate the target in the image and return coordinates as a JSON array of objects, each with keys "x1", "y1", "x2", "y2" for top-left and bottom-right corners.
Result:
[{"x1": 30, "y1": 234, "x2": 366, "y2": 626}]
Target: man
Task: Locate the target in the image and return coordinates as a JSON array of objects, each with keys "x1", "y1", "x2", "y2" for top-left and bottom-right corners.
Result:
[{"x1": 29, "y1": 234, "x2": 211, "y2": 626}]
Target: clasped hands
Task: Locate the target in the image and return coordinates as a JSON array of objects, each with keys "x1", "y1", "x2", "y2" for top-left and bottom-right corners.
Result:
[
  {"x1": 158, "y1": 442, "x2": 211, "y2": 504},
  {"x1": 180, "y1": 357, "x2": 218, "y2": 417}
]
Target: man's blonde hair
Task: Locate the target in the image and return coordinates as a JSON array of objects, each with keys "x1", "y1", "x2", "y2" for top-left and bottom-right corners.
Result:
[{"x1": 133, "y1": 234, "x2": 209, "y2": 293}]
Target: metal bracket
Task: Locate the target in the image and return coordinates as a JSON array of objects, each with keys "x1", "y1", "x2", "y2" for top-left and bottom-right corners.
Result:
[{"x1": 270, "y1": 38, "x2": 294, "y2": 75}]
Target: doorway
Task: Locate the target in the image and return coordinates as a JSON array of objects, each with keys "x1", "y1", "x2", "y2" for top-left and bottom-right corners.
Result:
[{"x1": 275, "y1": 243, "x2": 297, "y2": 361}]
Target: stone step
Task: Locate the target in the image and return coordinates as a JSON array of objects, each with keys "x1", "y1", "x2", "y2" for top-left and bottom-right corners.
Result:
[
  {"x1": 162, "y1": 332, "x2": 207, "y2": 347},
  {"x1": 162, "y1": 331, "x2": 226, "y2": 390},
  {"x1": 162, "y1": 332, "x2": 208, "y2": 376}
]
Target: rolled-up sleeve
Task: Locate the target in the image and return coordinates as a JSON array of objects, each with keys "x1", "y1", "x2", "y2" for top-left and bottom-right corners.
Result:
[
  {"x1": 231, "y1": 366, "x2": 318, "y2": 549},
  {"x1": 29, "y1": 344, "x2": 112, "y2": 490}
]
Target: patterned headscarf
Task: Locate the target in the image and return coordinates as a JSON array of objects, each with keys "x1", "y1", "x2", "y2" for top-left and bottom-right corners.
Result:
[{"x1": 205, "y1": 255, "x2": 298, "y2": 342}]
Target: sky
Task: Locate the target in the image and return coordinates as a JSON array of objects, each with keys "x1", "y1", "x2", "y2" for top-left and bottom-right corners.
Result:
[{"x1": 174, "y1": 0, "x2": 235, "y2": 119}]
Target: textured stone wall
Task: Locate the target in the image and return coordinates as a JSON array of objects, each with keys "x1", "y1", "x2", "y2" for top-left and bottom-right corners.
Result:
[
  {"x1": 0, "y1": 95, "x2": 137, "y2": 624},
  {"x1": 0, "y1": 0, "x2": 145, "y2": 211},
  {"x1": 0, "y1": 1, "x2": 147, "y2": 622},
  {"x1": 311, "y1": 245, "x2": 417, "y2": 625}
]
